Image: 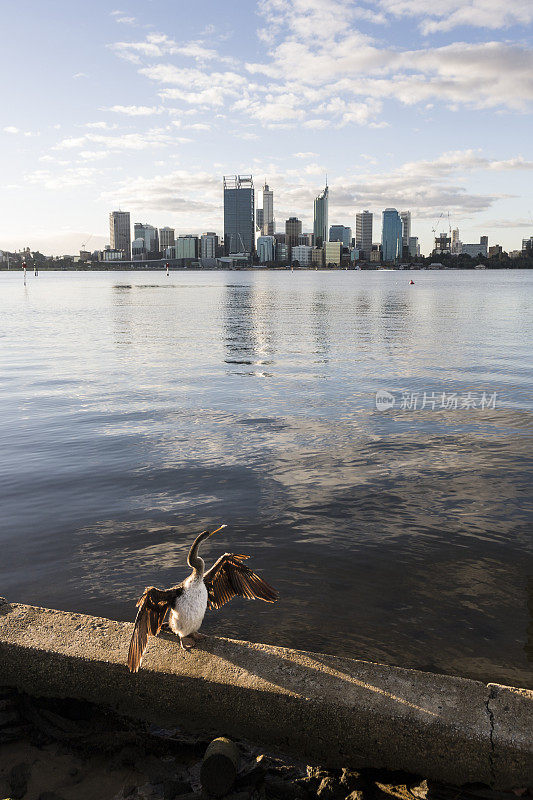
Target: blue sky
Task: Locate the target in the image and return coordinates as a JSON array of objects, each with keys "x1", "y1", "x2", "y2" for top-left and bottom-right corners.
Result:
[{"x1": 1, "y1": 0, "x2": 532, "y2": 255}]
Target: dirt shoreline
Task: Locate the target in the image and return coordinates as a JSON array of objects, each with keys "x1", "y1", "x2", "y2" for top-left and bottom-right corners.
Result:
[{"x1": 1, "y1": 687, "x2": 531, "y2": 800}]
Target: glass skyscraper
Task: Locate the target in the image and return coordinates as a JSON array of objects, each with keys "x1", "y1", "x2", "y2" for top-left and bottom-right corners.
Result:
[
  {"x1": 381, "y1": 208, "x2": 402, "y2": 262},
  {"x1": 223, "y1": 175, "x2": 255, "y2": 255},
  {"x1": 313, "y1": 183, "x2": 329, "y2": 248}
]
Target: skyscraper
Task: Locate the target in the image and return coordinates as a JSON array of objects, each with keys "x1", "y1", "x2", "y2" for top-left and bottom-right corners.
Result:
[
  {"x1": 285, "y1": 217, "x2": 302, "y2": 250},
  {"x1": 329, "y1": 225, "x2": 352, "y2": 248},
  {"x1": 159, "y1": 227, "x2": 175, "y2": 249},
  {"x1": 400, "y1": 211, "x2": 411, "y2": 251},
  {"x1": 109, "y1": 211, "x2": 131, "y2": 260},
  {"x1": 223, "y1": 175, "x2": 255, "y2": 255},
  {"x1": 134, "y1": 223, "x2": 159, "y2": 256},
  {"x1": 313, "y1": 183, "x2": 329, "y2": 247},
  {"x1": 381, "y1": 209, "x2": 402, "y2": 262},
  {"x1": 355, "y1": 211, "x2": 372, "y2": 257},
  {"x1": 262, "y1": 183, "x2": 274, "y2": 235},
  {"x1": 201, "y1": 232, "x2": 219, "y2": 259}
]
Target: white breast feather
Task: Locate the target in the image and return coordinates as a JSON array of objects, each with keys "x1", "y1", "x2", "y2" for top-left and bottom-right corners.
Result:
[{"x1": 169, "y1": 576, "x2": 208, "y2": 638}]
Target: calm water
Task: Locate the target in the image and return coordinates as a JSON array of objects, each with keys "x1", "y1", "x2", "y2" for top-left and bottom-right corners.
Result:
[{"x1": 1, "y1": 269, "x2": 532, "y2": 687}]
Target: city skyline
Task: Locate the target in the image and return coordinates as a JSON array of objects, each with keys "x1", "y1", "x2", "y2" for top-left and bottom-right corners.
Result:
[{"x1": 0, "y1": 0, "x2": 532, "y2": 256}]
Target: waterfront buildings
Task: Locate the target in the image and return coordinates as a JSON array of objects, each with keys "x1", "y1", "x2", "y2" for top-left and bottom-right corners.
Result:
[
  {"x1": 461, "y1": 238, "x2": 488, "y2": 257},
  {"x1": 159, "y1": 227, "x2": 175, "y2": 250},
  {"x1": 451, "y1": 228, "x2": 462, "y2": 254},
  {"x1": 285, "y1": 217, "x2": 302, "y2": 251},
  {"x1": 329, "y1": 225, "x2": 352, "y2": 248},
  {"x1": 298, "y1": 233, "x2": 314, "y2": 246},
  {"x1": 200, "y1": 232, "x2": 218, "y2": 259},
  {"x1": 134, "y1": 223, "x2": 159, "y2": 256},
  {"x1": 324, "y1": 241, "x2": 342, "y2": 266},
  {"x1": 381, "y1": 209, "x2": 402, "y2": 261},
  {"x1": 313, "y1": 183, "x2": 329, "y2": 247},
  {"x1": 262, "y1": 183, "x2": 274, "y2": 236},
  {"x1": 223, "y1": 175, "x2": 255, "y2": 255},
  {"x1": 312, "y1": 247, "x2": 324, "y2": 267},
  {"x1": 257, "y1": 235, "x2": 275, "y2": 263},
  {"x1": 109, "y1": 211, "x2": 131, "y2": 260},
  {"x1": 434, "y1": 233, "x2": 451, "y2": 254},
  {"x1": 400, "y1": 211, "x2": 411, "y2": 251},
  {"x1": 408, "y1": 236, "x2": 420, "y2": 257},
  {"x1": 256, "y1": 208, "x2": 264, "y2": 232},
  {"x1": 355, "y1": 211, "x2": 372, "y2": 258},
  {"x1": 291, "y1": 244, "x2": 312, "y2": 266},
  {"x1": 176, "y1": 235, "x2": 199, "y2": 260}
]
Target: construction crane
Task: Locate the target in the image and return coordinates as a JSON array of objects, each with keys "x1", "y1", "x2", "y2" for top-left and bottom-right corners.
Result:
[{"x1": 81, "y1": 234, "x2": 93, "y2": 251}]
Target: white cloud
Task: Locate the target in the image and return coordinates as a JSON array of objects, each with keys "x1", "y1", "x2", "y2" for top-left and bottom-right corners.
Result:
[
  {"x1": 377, "y1": 0, "x2": 533, "y2": 33},
  {"x1": 3, "y1": 126, "x2": 20, "y2": 134},
  {"x1": 106, "y1": 104, "x2": 164, "y2": 115},
  {"x1": 54, "y1": 128, "x2": 191, "y2": 151}
]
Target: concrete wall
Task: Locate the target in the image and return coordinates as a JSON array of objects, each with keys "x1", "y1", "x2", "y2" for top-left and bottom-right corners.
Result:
[{"x1": 0, "y1": 600, "x2": 531, "y2": 789}]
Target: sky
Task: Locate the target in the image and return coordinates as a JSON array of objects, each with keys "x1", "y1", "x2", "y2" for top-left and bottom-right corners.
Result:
[{"x1": 0, "y1": 0, "x2": 532, "y2": 256}]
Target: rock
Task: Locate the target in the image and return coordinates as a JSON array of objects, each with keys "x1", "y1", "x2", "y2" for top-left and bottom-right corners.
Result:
[
  {"x1": 9, "y1": 762, "x2": 31, "y2": 799},
  {"x1": 340, "y1": 770, "x2": 363, "y2": 791},
  {"x1": 316, "y1": 776, "x2": 344, "y2": 799}
]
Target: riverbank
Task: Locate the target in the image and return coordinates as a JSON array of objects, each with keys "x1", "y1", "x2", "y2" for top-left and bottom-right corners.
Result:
[{"x1": 0, "y1": 601, "x2": 531, "y2": 793}]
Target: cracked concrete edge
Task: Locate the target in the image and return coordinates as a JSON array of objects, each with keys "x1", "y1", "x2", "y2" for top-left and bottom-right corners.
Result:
[
  {"x1": 486, "y1": 683, "x2": 533, "y2": 788},
  {"x1": 0, "y1": 601, "x2": 531, "y2": 788}
]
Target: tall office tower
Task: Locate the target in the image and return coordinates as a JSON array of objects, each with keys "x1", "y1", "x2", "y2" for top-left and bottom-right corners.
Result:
[
  {"x1": 134, "y1": 223, "x2": 159, "y2": 256},
  {"x1": 381, "y1": 208, "x2": 403, "y2": 261},
  {"x1": 256, "y1": 208, "x2": 264, "y2": 232},
  {"x1": 400, "y1": 211, "x2": 411, "y2": 250},
  {"x1": 313, "y1": 183, "x2": 329, "y2": 247},
  {"x1": 285, "y1": 217, "x2": 302, "y2": 250},
  {"x1": 257, "y1": 235, "x2": 275, "y2": 263},
  {"x1": 408, "y1": 236, "x2": 420, "y2": 257},
  {"x1": 200, "y1": 232, "x2": 218, "y2": 259},
  {"x1": 109, "y1": 211, "x2": 131, "y2": 260},
  {"x1": 159, "y1": 227, "x2": 175, "y2": 249},
  {"x1": 223, "y1": 175, "x2": 255, "y2": 255},
  {"x1": 355, "y1": 211, "x2": 372, "y2": 257},
  {"x1": 329, "y1": 225, "x2": 352, "y2": 248},
  {"x1": 480, "y1": 235, "x2": 488, "y2": 250},
  {"x1": 262, "y1": 183, "x2": 274, "y2": 235},
  {"x1": 451, "y1": 228, "x2": 462, "y2": 254}
]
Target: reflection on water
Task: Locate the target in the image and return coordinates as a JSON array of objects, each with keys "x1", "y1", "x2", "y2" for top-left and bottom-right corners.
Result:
[{"x1": 0, "y1": 269, "x2": 532, "y2": 687}]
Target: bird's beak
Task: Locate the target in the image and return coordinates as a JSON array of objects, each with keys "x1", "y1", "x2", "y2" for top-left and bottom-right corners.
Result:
[{"x1": 208, "y1": 524, "x2": 227, "y2": 537}]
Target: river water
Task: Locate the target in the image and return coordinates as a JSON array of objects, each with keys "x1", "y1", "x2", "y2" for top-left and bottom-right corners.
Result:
[{"x1": 1, "y1": 269, "x2": 532, "y2": 687}]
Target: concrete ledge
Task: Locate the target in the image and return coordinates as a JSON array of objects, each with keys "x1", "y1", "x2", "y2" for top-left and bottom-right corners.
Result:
[{"x1": 0, "y1": 601, "x2": 531, "y2": 789}]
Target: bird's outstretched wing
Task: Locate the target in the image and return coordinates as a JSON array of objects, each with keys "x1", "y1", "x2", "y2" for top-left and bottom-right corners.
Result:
[
  {"x1": 127, "y1": 585, "x2": 182, "y2": 673},
  {"x1": 203, "y1": 553, "x2": 279, "y2": 610}
]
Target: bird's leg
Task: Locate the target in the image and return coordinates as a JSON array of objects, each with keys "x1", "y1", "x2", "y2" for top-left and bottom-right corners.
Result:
[
  {"x1": 159, "y1": 622, "x2": 173, "y2": 634},
  {"x1": 180, "y1": 635, "x2": 195, "y2": 650},
  {"x1": 189, "y1": 631, "x2": 206, "y2": 641}
]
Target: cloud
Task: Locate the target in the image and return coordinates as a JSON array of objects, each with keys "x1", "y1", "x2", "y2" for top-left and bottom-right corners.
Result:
[
  {"x1": 73, "y1": 72, "x2": 88, "y2": 79},
  {"x1": 110, "y1": 33, "x2": 232, "y2": 65},
  {"x1": 85, "y1": 121, "x2": 119, "y2": 129},
  {"x1": 3, "y1": 126, "x2": 20, "y2": 134},
  {"x1": 106, "y1": 104, "x2": 165, "y2": 115},
  {"x1": 293, "y1": 152, "x2": 319, "y2": 158},
  {"x1": 377, "y1": 0, "x2": 533, "y2": 33},
  {"x1": 54, "y1": 128, "x2": 191, "y2": 151}
]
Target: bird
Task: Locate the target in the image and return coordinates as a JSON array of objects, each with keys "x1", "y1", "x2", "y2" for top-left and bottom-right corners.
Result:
[{"x1": 127, "y1": 525, "x2": 278, "y2": 672}]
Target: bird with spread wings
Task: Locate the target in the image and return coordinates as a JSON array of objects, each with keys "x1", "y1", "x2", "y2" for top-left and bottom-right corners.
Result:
[{"x1": 127, "y1": 526, "x2": 278, "y2": 672}]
